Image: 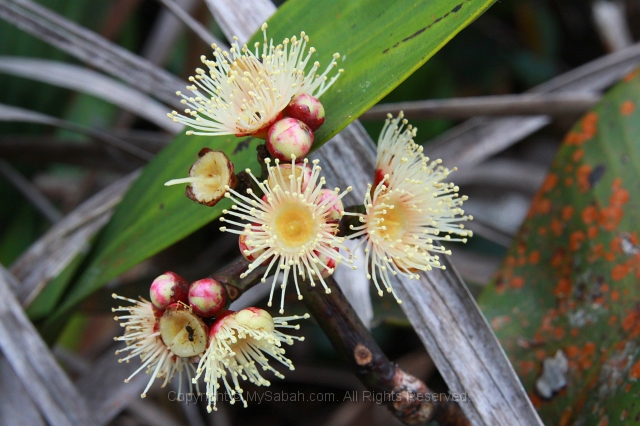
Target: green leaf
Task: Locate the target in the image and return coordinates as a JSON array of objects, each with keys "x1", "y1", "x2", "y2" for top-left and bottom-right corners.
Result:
[
  {"x1": 52, "y1": 0, "x2": 495, "y2": 320},
  {"x1": 478, "y1": 69, "x2": 640, "y2": 424}
]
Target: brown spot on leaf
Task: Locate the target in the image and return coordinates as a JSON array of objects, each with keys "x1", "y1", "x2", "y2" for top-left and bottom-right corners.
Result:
[
  {"x1": 577, "y1": 164, "x2": 592, "y2": 193},
  {"x1": 529, "y1": 251, "x2": 541, "y2": 264},
  {"x1": 612, "y1": 264, "x2": 630, "y2": 281},
  {"x1": 629, "y1": 361, "x2": 640, "y2": 380},
  {"x1": 621, "y1": 100, "x2": 636, "y2": 116},
  {"x1": 554, "y1": 278, "x2": 572, "y2": 298},
  {"x1": 511, "y1": 277, "x2": 525, "y2": 289},
  {"x1": 542, "y1": 173, "x2": 558, "y2": 192},
  {"x1": 570, "y1": 231, "x2": 586, "y2": 251},
  {"x1": 582, "y1": 205, "x2": 598, "y2": 224}
]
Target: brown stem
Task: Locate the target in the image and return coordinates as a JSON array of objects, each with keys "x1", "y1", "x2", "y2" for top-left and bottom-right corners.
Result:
[
  {"x1": 300, "y1": 275, "x2": 470, "y2": 426},
  {"x1": 212, "y1": 257, "x2": 268, "y2": 302}
]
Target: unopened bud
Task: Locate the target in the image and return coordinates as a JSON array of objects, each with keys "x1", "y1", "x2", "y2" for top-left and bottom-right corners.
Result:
[
  {"x1": 159, "y1": 303, "x2": 208, "y2": 357},
  {"x1": 316, "y1": 248, "x2": 339, "y2": 278},
  {"x1": 239, "y1": 231, "x2": 268, "y2": 263},
  {"x1": 150, "y1": 272, "x2": 189, "y2": 311},
  {"x1": 188, "y1": 278, "x2": 226, "y2": 318},
  {"x1": 267, "y1": 162, "x2": 312, "y2": 192},
  {"x1": 266, "y1": 118, "x2": 314, "y2": 161},
  {"x1": 285, "y1": 94, "x2": 325, "y2": 131},
  {"x1": 234, "y1": 307, "x2": 275, "y2": 332},
  {"x1": 318, "y1": 189, "x2": 344, "y2": 222}
]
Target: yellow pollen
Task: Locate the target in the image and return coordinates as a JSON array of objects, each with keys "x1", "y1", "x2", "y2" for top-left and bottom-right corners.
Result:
[
  {"x1": 376, "y1": 197, "x2": 409, "y2": 242},
  {"x1": 272, "y1": 202, "x2": 317, "y2": 250}
]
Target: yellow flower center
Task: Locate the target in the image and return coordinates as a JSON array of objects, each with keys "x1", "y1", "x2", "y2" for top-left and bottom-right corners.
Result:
[
  {"x1": 378, "y1": 197, "x2": 409, "y2": 242},
  {"x1": 272, "y1": 202, "x2": 317, "y2": 250}
]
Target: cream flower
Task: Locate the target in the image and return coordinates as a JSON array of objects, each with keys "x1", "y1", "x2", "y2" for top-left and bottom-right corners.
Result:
[
  {"x1": 168, "y1": 23, "x2": 343, "y2": 137},
  {"x1": 220, "y1": 157, "x2": 353, "y2": 313},
  {"x1": 345, "y1": 113, "x2": 472, "y2": 302},
  {"x1": 112, "y1": 294, "x2": 203, "y2": 397},
  {"x1": 194, "y1": 308, "x2": 308, "y2": 412}
]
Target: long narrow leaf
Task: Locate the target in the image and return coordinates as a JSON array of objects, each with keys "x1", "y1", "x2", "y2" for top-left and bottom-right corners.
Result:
[{"x1": 0, "y1": 57, "x2": 180, "y2": 133}]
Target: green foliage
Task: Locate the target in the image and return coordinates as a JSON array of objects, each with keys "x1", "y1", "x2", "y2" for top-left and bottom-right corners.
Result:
[
  {"x1": 479, "y1": 69, "x2": 640, "y2": 425},
  {"x1": 48, "y1": 0, "x2": 496, "y2": 321}
]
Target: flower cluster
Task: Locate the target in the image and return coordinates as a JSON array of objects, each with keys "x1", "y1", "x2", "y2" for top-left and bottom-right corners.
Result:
[
  {"x1": 113, "y1": 272, "x2": 307, "y2": 411},
  {"x1": 132, "y1": 23, "x2": 473, "y2": 412}
]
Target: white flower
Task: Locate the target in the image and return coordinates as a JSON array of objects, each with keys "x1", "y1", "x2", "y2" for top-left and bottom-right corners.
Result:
[
  {"x1": 345, "y1": 113, "x2": 472, "y2": 302},
  {"x1": 168, "y1": 23, "x2": 343, "y2": 137},
  {"x1": 194, "y1": 308, "x2": 307, "y2": 412},
  {"x1": 220, "y1": 157, "x2": 353, "y2": 313},
  {"x1": 112, "y1": 294, "x2": 200, "y2": 397}
]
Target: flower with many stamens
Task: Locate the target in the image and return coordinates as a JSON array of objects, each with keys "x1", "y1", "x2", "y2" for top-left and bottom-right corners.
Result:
[
  {"x1": 220, "y1": 157, "x2": 353, "y2": 313},
  {"x1": 168, "y1": 23, "x2": 343, "y2": 138},
  {"x1": 112, "y1": 294, "x2": 205, "y2": 397},
  {"x1": 194, "y1": 308, "x2": 308, "y2": 412},
  {"x1": 345, "y1": 113, "x2": 472, "y2": 302}
]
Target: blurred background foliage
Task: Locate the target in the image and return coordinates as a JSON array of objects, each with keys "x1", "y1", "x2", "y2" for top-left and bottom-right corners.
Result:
[{"x1": 1, "y1": 0, "x2": 640, "y2": 425}]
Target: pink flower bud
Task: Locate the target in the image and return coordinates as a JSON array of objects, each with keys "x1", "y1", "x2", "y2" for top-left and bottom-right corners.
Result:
[
  {"x1": 315, "y1": 247, "x2": 340, "y2": 278},
  {"x1": 318, "y1": 189, "x2": 344, "y2": 222},
  {"x1": 188, "y1": 278, "x2": 227, "y2": 318},
  {"x1": 149, "y1": 272, "x2": 189, "y2": 311},
  {"x1": 266, "y1": 117, "x2": 314, "y2": 161},
  {"x1": 234, "y1": 307, "x2": 275, "y2": 332},
  {"x1": 267, "y1": 162, "x2": 313, "y2": 192},
  {"x1": 286, "y1": 94, "x2": 325, "y2": 131},
  {"x1": 239, "y1": 226, "x2": 268, "y2": 264}
]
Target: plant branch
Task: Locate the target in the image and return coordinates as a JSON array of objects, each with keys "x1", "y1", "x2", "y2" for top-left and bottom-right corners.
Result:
[
  {"x1": 300, "y1": 275, "x2": 470, "y2": 426},
  {"x1": 360, "y1": 93, "x2": 599, "y2": 120}
]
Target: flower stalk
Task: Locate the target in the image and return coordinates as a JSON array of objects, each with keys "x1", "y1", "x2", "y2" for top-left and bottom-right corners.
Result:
[{"x1": 300, "y1": 275, "x2": 470, "y2": 426}]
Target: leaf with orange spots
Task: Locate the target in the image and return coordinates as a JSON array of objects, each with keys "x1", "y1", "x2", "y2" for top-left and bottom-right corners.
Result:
[{"x1": 479, "y1": 69, "x2": 640, "y2": 425}]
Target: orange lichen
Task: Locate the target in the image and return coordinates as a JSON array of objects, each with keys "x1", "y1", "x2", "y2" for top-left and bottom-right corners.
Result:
[
  {"x1": 551, "y1": 249, "x2": 566, "y2": 268},
  {"x1": 566, "y1": 345, "x2": 580, "y2": 358},
  {"x1": 542, "y1": 173, "x2": 558, "y2": 192},
  {"x1": 559, "y1": 407, "x2": 573, "y2": 426},
  {"x1": 519, "y1": 360, "x2": 536, "y2": 376},
  {"x1": 587, "y1": 226, "x2": 598, "y2": 239},
  {"x1": 610, "y1": 187, "x2": 629, "y2": 207},
  {"x1": 609, "y1": 315, "x2": 618, "y2": 325},
  {"x1": 581, "y1": 112, "x2": 598, "y2": 138},
  {"x1": 564, "y1": 177, "x2": 574, "y2": 187},
  {"x1": 570, "y1": 231, "x2": 586, "y2": 251},
  {"x1": 562, "y1": 206, "x2": 574, "y2": 221},
  {"x1": 630, "y1": 360, "x2": 640, "y2": 380},
  {"x1": 622, "y1": 309, "x2": 640, "y2": 338},
  {"x1": 551, "y1": 218, "x2": 564, "y2": 236},
  {"x1": 534, "y1": 197, "x2": 552, "y2": 215},
  {"x1": 554, "y1": 278, "x2": 572, "y2": 297},
  {"x1": 599, "y1": 206, "x2": 624, "y2": 231},
  {"x1": 529, "y1": 251, "x2": 541, "y2": 264},
  {"x1": 621, "y1": 101, "x2": 635, "y2": 116},
  {"x1": 572, "y1": 149, "x2": 584, "y2": 162},
  {"x1": 538, "y1": 226, "x2": 548, "y2": 236},
  {"x1": 612, "y1": 264, "x2": 630, "y2": 281},
  {"x1": 582, "y1": 205, "x2": 598, "y2": 224},
  {"x1": 553, "y1": 327, "x2": 565, "y2": 339},
  {"x1": 623, "y1": 69, "x2": 639, "y2": 82},
  {"x1": 611, "y1": 290, "x2": 620, "y2": 301},
  {"x1": 577, "y1": 164, "x2": 592, "y2": 193},
  {"x1": 510, "y1": 277, "x2": 525, "y2": 289}
]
